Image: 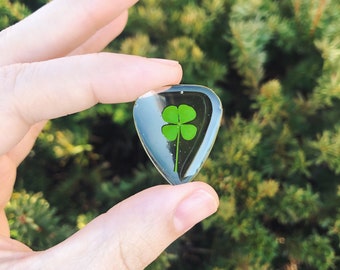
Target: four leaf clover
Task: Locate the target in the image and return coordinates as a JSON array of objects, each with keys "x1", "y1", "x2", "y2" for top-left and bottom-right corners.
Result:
[{"x1": 161, "y1": 104, "x2": 197, "y2": 172}]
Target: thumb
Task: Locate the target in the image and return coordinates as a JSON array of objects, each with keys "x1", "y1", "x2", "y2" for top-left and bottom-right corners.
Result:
[{"x1": 40, "y1": 182, "x2": 219, "y2": 269}]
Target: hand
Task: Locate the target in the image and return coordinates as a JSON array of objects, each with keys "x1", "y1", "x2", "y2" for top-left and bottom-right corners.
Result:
[{"x1": 0, "y1": 0, "x2": 219, "y2": 269}]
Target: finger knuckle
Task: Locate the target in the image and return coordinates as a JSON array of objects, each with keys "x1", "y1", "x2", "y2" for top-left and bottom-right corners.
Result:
[
  {"x1": 0, "y1": 63, "x2": 32, "y2": 124},
  {"x1": 117, "y1": 233, "x2": 152, "y2": 270}
]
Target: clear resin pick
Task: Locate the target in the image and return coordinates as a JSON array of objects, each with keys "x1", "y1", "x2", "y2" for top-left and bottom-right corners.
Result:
[{"x1": 133, "y1": 85, "x2": 222, "y2": 185}]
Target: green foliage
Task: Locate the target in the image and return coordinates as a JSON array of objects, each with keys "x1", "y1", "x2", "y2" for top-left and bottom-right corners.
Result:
[
  {"x1": 5, "y1": 190, "x2": 74, "y2": 250},
  {"x1": 0, "y1": 0, "x2": 29, "y2": 28},
  {"x1": 310, "y1": 125, "x2": 340, "y2": 174},
  {"x1": 3, "y1": 0, "x2": 340, "y2": 269}
]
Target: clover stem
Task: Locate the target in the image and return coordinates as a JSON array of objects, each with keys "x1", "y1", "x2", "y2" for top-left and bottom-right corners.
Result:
[{"x1": 174, "y1": 128, "x2": 180, "y2": 173}]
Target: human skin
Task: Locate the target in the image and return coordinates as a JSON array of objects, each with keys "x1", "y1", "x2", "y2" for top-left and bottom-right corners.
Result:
[{"x1": 0, "y1": 0, "x2": 219, "y2": 269}]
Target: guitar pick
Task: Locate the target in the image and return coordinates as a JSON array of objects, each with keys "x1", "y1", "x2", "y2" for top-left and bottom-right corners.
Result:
[{"x1": 133, "y1": 84, "x2": 222, "y2": 185}]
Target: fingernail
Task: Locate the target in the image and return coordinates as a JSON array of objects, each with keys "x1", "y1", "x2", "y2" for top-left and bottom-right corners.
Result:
[
  {"x1": 149, "y1": 58, "x2": 180, "y2": 66},
  {"x1": 173, "y1": 189, "x2": 218, "y2": 232}
]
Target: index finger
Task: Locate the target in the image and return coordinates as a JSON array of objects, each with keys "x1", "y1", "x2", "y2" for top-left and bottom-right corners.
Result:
[{"x1": 0, "y1": 53, "x2": 182, "y2": 155}]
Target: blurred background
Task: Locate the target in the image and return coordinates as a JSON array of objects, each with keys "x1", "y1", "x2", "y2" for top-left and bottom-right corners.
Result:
[{"x1": 2, "y1": 0, "x2": 340, "y2": 269}]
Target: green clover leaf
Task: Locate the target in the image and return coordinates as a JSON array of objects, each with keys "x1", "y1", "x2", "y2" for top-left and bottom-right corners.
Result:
[
  {"x1": 180, "y1": 124, "x2": 197, "y2": 140},
  {"x1": 162, "y1": 105, "x2": 178, "y2": 125},
  {"x1": 161, "y1": 104, "x2": 197, "y2": 172},
  {"x1": 161, "y1": 125, "x2": 179, "y2": 141}
]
